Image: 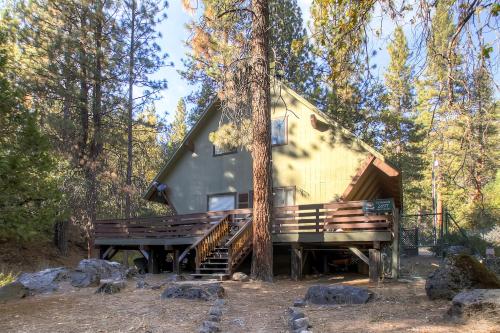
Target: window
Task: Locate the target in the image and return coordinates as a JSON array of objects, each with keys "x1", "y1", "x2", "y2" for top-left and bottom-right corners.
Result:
[
  {"x1": 213, "y1": 144, "x2": 237, "y2": 156},
  {"x1": 273, "y1": 187, "x2": 295, "y2": 207},
  {"x1": 207, "y1": 193, "x2": 236, "y2": 211},
  {"x1": 271, "y1": 118, "x2": 287, "y2": 146}
]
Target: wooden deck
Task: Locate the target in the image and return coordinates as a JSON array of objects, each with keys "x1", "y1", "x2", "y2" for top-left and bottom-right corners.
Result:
[{"x1": 95, "y1": 200, "x2": 394, "y2": 246}]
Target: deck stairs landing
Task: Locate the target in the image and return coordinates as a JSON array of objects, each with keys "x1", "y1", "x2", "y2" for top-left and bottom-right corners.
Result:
[{"x1": 180, "y1": 214, "x2": 253, "y2": 279}]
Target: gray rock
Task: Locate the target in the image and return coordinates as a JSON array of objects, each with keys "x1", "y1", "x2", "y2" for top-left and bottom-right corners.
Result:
[
  {"x1": 231, "y1": 272, "x2": 249, "y2": 282},
  {"x1": 76, "y1": 259, "x2": 127, "y2": 280},
  {"x1": 199, "y1": 320, "x2": 220, "y2": 333},
  {"x1": 0, "y1": 281, "x2": 29, "y2": 302},
  {"x1": 17, "y1": 267, "x2": 69, "y2": 294},
  {"x1": 161, "y1": 283, "x2": 224, "y2": 301},
  {"x1": 71, "y1": 259, "x2": 128, "y2": 288},
  {"x1": 208, "y1": 306, "x2": 222, "y2": 316},
  {"x1": 287, "y1": 307, "x2": 305, "y2": 321},
  {"x1": 292, "y1": 317, "x2": 310, "y2": 330},
  {"x1": 304, "y1": 285, "x2": 372, "y2": 305},
  {"x1": 293, "y1": 298, "x2": 306, "y2": 307},
  {"x1": 213, "y1": 299, "x2": 225, "y2": 307},
  {"x1": 208, "y1": 315, "x2": 221, "y2": 322},
  {"x1": 135, "y1": 279, "x2": 149, "y2": 289},
  {"x1": 448, "y1": 289, "x2": 500, "y2": 318},
  {"x1": 229, "y1": 318, "x2": 245, "y2": 327},
  {"x1": 70, "y1": 270, "x2": 100, "y2": 288},
  {"x1": 96, "y1": 280, "x2": 126, "y2": 294},
  {"x1": 165, "y1": 274, "x2": 185, "y2": 282}
]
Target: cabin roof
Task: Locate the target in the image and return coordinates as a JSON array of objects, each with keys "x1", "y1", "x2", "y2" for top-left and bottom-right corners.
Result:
[{"x1": 144, "y1": 82, "x2": 395, "y2": 204}]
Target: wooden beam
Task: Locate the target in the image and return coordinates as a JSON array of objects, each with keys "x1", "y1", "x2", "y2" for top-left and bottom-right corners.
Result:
[
  {"x1": 369, "y1": 249, "x2": 381, "y2": 282},
  {"x1": 272, "y1": 231, "x2": 392, "y2": 243},
  {"x1": 348, "y1": 247, "x2": 369, "y2": 265},
  {"x1": 392, "y1": 208, "x2": 400, "y2": 279},
  {"x1": 373, "y1": 158, "x2": 399, "y2": 177},
  {"x1": 341, "y1": 154, "x2": 376, "y2": 201},
  {"x1": 291, "y1": 244, "x2": 303, "y2": 281}
]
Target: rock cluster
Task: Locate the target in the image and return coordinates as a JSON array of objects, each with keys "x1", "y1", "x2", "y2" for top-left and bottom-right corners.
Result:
[
  {"x1": 287, "y1": 307, "x2": 312, "y2": 333},
  {"x1": 0, "y1": 259, "x2": 130, "y2": 302},
  {"x1": 161, "y1": 283, "x2": 224, "y2": 301},
  {"x1": 425, "y1": 254, "x2": 500, "y2": 300},
  {"x1": 198, "y1": 296, "x2": 225, "y2": 332},
  {"x1": 304, "y1": 285, "x2": 372, "y2": 305},
  {"x1": 95, "y1": 279, "x2": 126, "y2": 294}
]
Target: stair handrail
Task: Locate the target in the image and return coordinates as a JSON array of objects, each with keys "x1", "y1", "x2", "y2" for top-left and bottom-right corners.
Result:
[
  {"x1": 177, "y1": 214, "x2": 231, "y2": 271},
  {"x1": 226, "y1": 215, "x2": 253, "y2": 273}
]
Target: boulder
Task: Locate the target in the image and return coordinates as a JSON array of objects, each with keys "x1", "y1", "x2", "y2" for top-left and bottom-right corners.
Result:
[
  {"x1": 231, "y1": 272, "x2": 249, "y2": 282},
  {"x1": 304, "y1": 285, "x2": 372, "y2": 305},
  {"x1": 71, "y1": 259, "x2": 128, "y2": 288},
  {"x1": 287, "y1": 307, "x2": 305, "y2": 321},
  {"x1": 96, "y1": 280, "x2": 126, "y2": 294},
  {"x1": 17, "y1": 267, "x2": 69, "y2": 294},
  {"x1": 425, "y1": 254, "x2": 500, "y2": 300},
  {"x1": 161, "y1": 283, "x2": 224, "y2": 301},
  {"x1": 76, "y1": 259, "x2": 128, "y2": 280},
  {"x1": 165, "y1": 274, "x2": 185, "y2": 282},
  {"x1": 448, "y1": 289, "x2": 500, "y2": 318},
  {"x1": 292, "y1": 317, "x2": 310, "y2": 331},
  {"x1": 0, "y1": 281, "x2": 29, "y2": 302},
  {"x1": 70, "y1": 270, "x2": 100, "y2": 288}
]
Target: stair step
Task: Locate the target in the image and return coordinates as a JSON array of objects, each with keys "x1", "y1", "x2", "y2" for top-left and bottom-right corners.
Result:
[
  {"x1": 190, "y1": 273, "x2": 229, "y2": 280},
  {"x1": 201, "y1": 262, "x2": 229, "y2": 266},
  {"x1": 198, "y1": 267, "x2": 227, "y2": 271}
]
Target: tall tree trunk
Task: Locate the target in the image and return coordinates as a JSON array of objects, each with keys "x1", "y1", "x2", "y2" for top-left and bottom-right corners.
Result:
[
  {"x1": 250, "y1": 0, "x2": 273, "y2": 281},
  {"x1": 86, "y1": 0, "x2": 104, "y2": 258},
  {"x1": 125, "y1": 0, "x2": 136, "y2": 220}
]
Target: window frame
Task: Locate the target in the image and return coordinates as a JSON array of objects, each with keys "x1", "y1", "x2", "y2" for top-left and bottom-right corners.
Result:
[
  {"x1": 272, "y1": 186, "x2": 296, "y2": 207},
  {"x1": 271, "y1": 116, "x2": 288, "y2": 147},
  {"x1": 212, "y1": 144, "x2": 238, "y2": 157},
  {"x1": 206, "y1": 192, "x2": 237, "y2": 211}
]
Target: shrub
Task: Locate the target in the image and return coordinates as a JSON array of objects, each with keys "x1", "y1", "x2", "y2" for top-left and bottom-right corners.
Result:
[{"x1": 0, "y1": 271, "x2": 17, "y2": 287}]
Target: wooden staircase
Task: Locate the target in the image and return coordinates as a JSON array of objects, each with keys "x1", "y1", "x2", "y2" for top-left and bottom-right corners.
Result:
[{"x1": 178, "y1": 214, "x2": 253, "y2": 279}]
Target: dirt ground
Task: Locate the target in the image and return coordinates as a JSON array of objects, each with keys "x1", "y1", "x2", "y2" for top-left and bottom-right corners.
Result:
[{"x1": 1, "y1": 255, "x2": 499, "y2": 333}]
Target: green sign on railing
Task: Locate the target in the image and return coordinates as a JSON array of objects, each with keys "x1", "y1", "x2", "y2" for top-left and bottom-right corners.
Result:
[{"x1": 363, "y1": 198, "x2": 394, "y2": 213}]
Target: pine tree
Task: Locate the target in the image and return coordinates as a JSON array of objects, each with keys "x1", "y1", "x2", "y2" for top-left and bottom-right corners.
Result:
[
  {"x1": 0, "y1": 24, "x2": 60, "y2": 240},
  {"x1": 170, "y1": 99, "x2": 187, "y2": 147},
  {"x1": 269, "y1": 0, "x2": 319, "y2": 100},
  {"x1": 120, "y1": 0, "x2": 168, "y2": 219},
  {"x1": 383, "y1": 27, "x2": 424, "y2": 213}
]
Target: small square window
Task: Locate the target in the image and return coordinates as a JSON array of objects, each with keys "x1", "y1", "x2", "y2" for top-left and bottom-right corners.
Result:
[
  {"x1": 273, "y1": 187, "x2": 295, "y2": 207},
  {"x1": 208, "y1": 193, "x2": 236, "y2": 211},
  {"x1": 271, "y1": 118, "x2": 287, "y2": 146}
]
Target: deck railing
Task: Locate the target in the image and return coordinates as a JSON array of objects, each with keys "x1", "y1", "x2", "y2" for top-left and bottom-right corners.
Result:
[
  {"x1": 273, "y1": 201, "x2": 392, "y2": 234},
  {"x1": 95, "y1": 201, "x2": 392, "y2": 240}
]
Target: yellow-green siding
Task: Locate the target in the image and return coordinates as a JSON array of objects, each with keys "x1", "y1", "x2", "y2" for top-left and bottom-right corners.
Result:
[{"x1": 158, "y1": 86, "x2": 374, "y2": 214}]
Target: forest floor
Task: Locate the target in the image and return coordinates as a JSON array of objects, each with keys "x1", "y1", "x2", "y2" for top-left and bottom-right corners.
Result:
[{"x1": 0, "y1": 253, "x2": 499, "y2": 333}]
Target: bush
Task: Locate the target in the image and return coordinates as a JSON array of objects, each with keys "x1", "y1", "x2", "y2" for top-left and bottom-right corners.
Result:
[{"x1": 0, "y1": 271, "x2": 17, "y2": 287}]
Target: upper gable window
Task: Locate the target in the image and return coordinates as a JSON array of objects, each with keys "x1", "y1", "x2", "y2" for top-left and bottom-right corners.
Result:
[
  {"x1": 213, "y1": 144, "x2": 237, "y2": 156},
  {"x1": 271, "y1": 117, "x2": 287, "y2": 146}
]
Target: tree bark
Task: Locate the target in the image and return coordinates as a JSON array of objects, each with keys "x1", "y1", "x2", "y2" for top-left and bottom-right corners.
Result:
[
  {"x1": 125, "y1": 0, "x2": 136, "y2": 220},
  {"x1": 250, "y1": 0, "x2": 273, "y2": 281}
]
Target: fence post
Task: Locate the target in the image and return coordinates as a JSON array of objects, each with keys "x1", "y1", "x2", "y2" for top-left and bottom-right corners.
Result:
[{"x1": 391, "y1": 208, "x2": 399, "y2": 279}]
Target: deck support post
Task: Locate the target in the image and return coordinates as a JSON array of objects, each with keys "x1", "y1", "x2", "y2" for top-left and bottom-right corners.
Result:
[
  {"x1": 369, "y1": 248, "x2": 381, "y2": 282},
  {"x1": 291, "y1": 244, "x2": 303, "y2": 281},
  {"x1": 392, "y1": 208, "x2": 400, "y2": 279},
  {"x1": 148, "y1": 247, "x2": 165, "y2": 274},
  {"x1": 173, "y1": 248, "x2": 180, "y2": 274}
]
